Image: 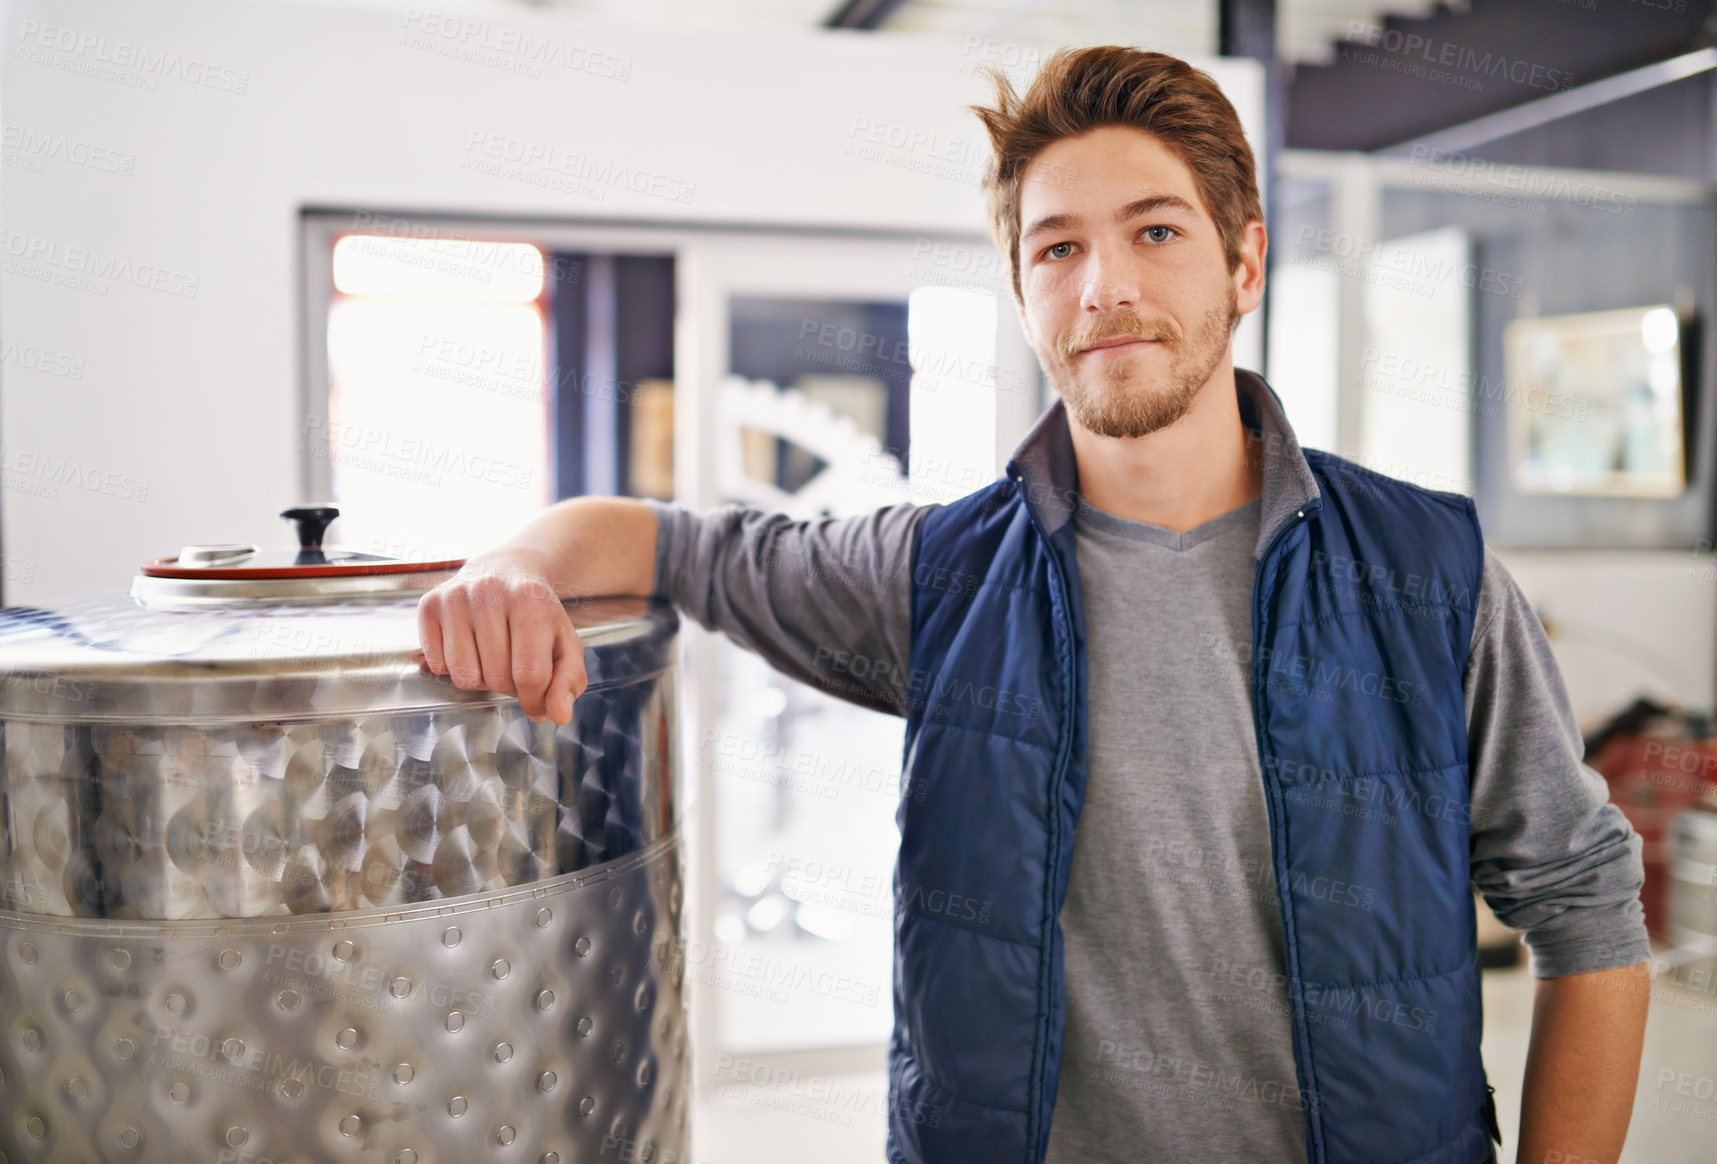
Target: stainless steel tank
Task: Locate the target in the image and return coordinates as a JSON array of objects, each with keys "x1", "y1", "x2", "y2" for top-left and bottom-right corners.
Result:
[
  {"x1": 0, "y1": 508, "x2": 687, "y2": 1163},
  {"x1": 1671, "y1": 802, "x2": 1717, "y2": 956}
]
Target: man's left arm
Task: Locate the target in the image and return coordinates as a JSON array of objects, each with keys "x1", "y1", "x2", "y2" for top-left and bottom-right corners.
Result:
[{"x1": 1464, "y1": 547, "x2": 1653, "y2": 1164}]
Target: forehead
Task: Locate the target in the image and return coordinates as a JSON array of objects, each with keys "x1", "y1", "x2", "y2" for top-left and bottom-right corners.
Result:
[{"x1": 1017, "y1": 125, "x2": 1206, "y2": 224}]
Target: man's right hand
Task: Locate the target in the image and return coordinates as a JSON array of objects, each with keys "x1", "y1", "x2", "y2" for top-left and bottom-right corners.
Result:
[{"x1": 416, "y1": 551, "x2": 589, "y2": 725}]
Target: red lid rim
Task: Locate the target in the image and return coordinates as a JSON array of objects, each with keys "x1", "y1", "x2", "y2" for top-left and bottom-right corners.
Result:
[{"x1": 139, "y1": 557, "x2": 467, "y2": 580}]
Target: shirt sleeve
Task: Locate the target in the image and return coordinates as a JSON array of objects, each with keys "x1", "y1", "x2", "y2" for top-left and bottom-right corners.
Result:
[
  {"x1": 643, "y1": 498, "x2": 930, "y2": 718},
  {"x1": 1465, "y1": 546, "x2": 1653, "y2": 978}
]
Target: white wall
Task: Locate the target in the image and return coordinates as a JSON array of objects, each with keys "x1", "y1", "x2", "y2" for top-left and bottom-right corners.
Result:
[
  {"x1": 0, "y1": 0, "x2": 1264, "y2": 603},
  {"x1": 1498, "y1": 548, "x2": 1715, "y2": 730}
]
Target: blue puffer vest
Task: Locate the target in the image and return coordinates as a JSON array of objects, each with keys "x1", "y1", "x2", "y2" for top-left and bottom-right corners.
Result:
[{"x1": 887, "y1": 371, "x2": 1500, "y2": 1164}]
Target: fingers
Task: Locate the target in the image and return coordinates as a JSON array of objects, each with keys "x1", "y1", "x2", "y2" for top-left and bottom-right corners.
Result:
[
  {"x1": 466, "y1": 575, "x2": 515, "y2": 697},
  {"x1": 545, "y1": 621, "x2": 588, "y2": 727},
  {"x1": 438, "y1": 587, "x2": 483, "y2": 691},
  {"x1": 417, "y1": 592, "x2": 447, "y2": 676},
  {"x1": 508, "y1": 596, "x2": 560, "y2": 721},
  {"x1": 415, "y1": 571, "x2": 580, "y2": 726}
]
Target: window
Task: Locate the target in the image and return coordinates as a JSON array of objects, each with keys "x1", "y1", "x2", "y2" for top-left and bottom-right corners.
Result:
[{"x1": 320, "y1": 232, "x2": 553, "y2": 557}]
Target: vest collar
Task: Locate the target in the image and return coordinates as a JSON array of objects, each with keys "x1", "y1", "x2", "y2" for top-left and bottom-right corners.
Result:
[{"x1": 1003, "y1": 369, "x2": 1323, "y2": 561}]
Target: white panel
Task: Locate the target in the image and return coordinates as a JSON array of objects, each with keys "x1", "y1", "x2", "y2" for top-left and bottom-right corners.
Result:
[
  {"x1": 1499, "y1": 549, "x2": 1717, "y2": 725},
  {"x1": 908, "y1": 284, "x2": 999, "y2": 503},
  {"x1": 1265, "y1": 262, "x2": 1341, "y2": 453},
  {"x1": 1360, "y1": 226, "x2": 1473, "y2": 493}
]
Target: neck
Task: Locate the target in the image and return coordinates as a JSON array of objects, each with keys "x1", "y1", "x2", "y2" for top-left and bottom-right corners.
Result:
[{"x1": 1066, "y1": 362, "x2": 1263, "y2": 533}]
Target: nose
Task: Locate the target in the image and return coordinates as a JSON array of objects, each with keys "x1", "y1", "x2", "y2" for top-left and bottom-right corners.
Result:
[{"x1": 1078, "y1": 239, "x2": 1141, "y2": 314}]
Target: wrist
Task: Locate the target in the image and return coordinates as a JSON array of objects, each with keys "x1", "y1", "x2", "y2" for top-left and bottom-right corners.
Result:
[{"x1": 459, "y1": 545, "x2": 555, "y2": 588}]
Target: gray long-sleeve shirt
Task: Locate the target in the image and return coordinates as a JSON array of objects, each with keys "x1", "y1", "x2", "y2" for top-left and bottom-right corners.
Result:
[
  {"x1": 646, "y1": 493, "x2": 1649, "y2": 978},
  {"x1": 645, "y1": 481, "x2": 1649, "y2": 1157}
]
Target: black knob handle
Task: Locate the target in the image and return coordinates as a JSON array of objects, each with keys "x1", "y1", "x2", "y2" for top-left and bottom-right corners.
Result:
[{"x1": 280, "y1": 506, "x2": 340, "y2": 551}]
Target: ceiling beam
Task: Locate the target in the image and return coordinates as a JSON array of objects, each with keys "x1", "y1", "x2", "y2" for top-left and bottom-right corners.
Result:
[
  {"x1": 823, "y1": 0, "x2": 906, "y2": 30},
  {"x1": 1379, "y1": 45, "x2": 1717, "y2": 156},
  {"x1": 1219, "y1": 0, "x2": 1277, "y2": 60},
  {"x1": 1285, "y1": 0, "x2": 1715, "y2": 151}
]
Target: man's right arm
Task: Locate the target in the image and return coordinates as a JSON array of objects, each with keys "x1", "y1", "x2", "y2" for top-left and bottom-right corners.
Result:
[
  {"x1": 416, "y1": 494, "x2": 929, "y2": 725},
  {"x1": 644, "y1": 498, "x2": 929, "y2": 718}
]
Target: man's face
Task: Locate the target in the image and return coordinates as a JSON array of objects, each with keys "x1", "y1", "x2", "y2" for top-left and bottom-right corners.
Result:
[{"x1": 1014, "y1": 125, "x2": 1262, "y2": 440}]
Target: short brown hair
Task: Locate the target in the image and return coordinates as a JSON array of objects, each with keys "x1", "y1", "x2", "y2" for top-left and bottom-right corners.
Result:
[{"x1": 970, "y1": 47, "x2": 1263, "y2": 304}]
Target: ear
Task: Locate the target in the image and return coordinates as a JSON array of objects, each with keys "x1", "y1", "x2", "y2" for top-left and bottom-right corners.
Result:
[{"x1": 1233, "y1": 220, "x2": 1267, "y2": 316}]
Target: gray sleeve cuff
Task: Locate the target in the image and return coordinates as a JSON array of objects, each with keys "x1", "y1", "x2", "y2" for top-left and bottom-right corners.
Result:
[
  {"x1": 1522, "y1": 897, "x2": 1655, "y2": 978},
  {"x1": 641, "y1": 497, "x2": 681, "y2": 602},
  {"x1": 1465, "y1": 547, "x2": 1653, "y2": 978}
]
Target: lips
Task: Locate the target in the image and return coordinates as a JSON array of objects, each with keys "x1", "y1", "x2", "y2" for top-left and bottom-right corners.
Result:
[{"x1": 1078, "y1": 336, "x2": 1160, "y2": 354}]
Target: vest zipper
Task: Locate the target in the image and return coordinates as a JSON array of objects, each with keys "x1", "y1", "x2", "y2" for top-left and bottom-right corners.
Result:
[
  {"x1": 1011, "y1": 468, "x2": 1077, "y2": 1164},
  {"x1": 1250, "y1": 506, "x2": 1326, "y2": 1164}
]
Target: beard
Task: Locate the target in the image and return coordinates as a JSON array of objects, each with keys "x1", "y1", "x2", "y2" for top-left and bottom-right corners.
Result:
[{"x1": 1044, "y1": 284, "x2": 1238, "y2": 440}]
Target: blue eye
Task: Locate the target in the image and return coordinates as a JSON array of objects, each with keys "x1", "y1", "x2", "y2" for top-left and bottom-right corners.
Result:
[
  {"x1": 1144, "y1": 225, "x2": 1175, "y2": 244},
  {"x1": 1047, "y1": 242, "x2": 1074, "y2": 260}
]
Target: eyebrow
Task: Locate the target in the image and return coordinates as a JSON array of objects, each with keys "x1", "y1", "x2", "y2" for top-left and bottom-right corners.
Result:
[{"x1": 1020, "y1": 194, "x2": 1200, "y2": 246}]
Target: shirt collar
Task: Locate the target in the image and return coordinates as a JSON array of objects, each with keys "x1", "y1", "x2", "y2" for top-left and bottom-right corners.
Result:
[{"x1": 1002, "y1": 368, "x2": 1322, "y2": 561}]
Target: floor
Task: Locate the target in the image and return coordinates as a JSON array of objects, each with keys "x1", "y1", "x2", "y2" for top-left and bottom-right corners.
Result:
[{"x1": 691, "y1": 953, "x2": 1717, "y2": 1163}]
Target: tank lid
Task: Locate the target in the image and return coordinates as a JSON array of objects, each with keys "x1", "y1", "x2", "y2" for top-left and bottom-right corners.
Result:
[{"x1": 135, "y1": 506, "x2": 465, "y2": 604}]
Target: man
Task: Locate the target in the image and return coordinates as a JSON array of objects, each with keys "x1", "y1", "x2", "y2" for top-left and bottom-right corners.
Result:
[{"x1": 417, "y1": 46, "x2": 1650, "y2": 1164}]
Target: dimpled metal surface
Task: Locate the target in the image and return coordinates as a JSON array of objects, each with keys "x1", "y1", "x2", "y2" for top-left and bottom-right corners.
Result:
[
  {"x1": 0, "y1": 838, "x2": 688, "y2": 1162},
  {"x1": 0, "y1": 598, "x2": 679, "y2": 919},
  {"x1": 0, "y1": 592, "x2": 686, "y2": 1160}
]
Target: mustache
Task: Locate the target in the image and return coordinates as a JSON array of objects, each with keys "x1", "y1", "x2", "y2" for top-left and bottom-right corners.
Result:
[{"x1": 1060, "y1": 313, "x2": 1183, "y2": 359}]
